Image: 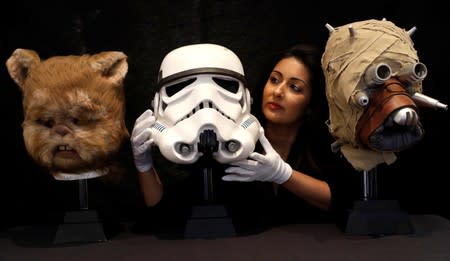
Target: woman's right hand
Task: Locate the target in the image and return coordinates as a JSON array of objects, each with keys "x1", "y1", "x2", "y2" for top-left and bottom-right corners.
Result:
[{"x1": 131, "y1": 109, "x2": 156, "y2": 172}]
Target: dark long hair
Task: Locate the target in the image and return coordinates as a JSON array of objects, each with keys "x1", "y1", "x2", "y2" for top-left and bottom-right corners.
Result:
[{"x1": 250, "y1": 44, "x2": 330, "y2": 173}]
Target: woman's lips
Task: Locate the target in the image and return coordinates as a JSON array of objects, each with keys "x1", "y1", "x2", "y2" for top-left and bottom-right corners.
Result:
[{"x1": 266, "y1": 102, "x2": 282, "y2": 110}]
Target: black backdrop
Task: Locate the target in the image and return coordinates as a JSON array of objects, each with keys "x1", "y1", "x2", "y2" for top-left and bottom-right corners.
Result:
[{"x1": 1, "y1": 0, "x2": 449, "y2": 229}]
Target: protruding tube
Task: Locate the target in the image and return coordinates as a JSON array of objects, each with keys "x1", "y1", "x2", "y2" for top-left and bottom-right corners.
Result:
[
  {"x1": 407, "y1": 26, "x2": 417, "y2": 36},
  {"x1": 364, "y1": 63, "x2": 392, "y2": 86},
  {"x1": 325, "y1": 23, "x2": 335, "y2": 33},
  {"x1": 352, "y1": 90, "x2": 369, "y2": 107},
  {"x1": 397, "y1": 62, "x2": 427, "y2": 83},
  {"x1": 348, "y1": 25, "x2": 355, "y2": 37},
  {"x1": 412, "y1": 92, "x2": 448, "y2": 111}
]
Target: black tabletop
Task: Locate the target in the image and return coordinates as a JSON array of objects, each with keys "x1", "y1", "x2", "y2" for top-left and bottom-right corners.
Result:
[{"x1": 1, "y1": 215, "x2": 449, "y2": 261}]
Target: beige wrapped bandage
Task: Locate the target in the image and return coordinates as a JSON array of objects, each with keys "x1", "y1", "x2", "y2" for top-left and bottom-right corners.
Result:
[{"x1": 322, "y1": 19, "x2": 425, "y2": 170}]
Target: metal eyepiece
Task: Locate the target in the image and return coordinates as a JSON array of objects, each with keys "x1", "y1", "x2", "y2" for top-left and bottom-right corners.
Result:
[
  {"x1": 397, "y1": 62, "x2": 427, "y2": 83},
  {"x1": 364, "y1": 63, "x2": 392, "y2": 86}
]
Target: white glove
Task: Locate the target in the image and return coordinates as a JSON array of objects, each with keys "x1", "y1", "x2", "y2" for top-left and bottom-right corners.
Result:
[
  {"x1": 131, "y1": 109, "x2": 155, "y2": 172},
  {"x1": 222, "y1": 127, "x2": 292, "y2": 184}
]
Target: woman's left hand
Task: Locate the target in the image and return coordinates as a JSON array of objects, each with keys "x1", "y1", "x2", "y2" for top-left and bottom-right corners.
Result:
[{"x1": 222, "y1": 128, "x2": 292, "y2": 184}]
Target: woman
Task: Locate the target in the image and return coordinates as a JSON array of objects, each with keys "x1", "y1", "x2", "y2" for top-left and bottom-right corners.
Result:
[{"x1": 222, "y1": 44, "x2": 361, "y2": 226}]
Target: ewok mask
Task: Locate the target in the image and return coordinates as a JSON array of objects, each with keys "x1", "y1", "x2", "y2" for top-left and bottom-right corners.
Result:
[{"x1": 6, "y1": 49, "x2": 129, "y2": 181}]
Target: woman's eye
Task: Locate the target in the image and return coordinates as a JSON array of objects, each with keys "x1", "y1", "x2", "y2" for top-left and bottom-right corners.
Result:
[
  {"x1": 269, "y1": 76, "x2": 280, "y2": 84},
  {"x1": 291, "y1": 84, "x2": 303, "y2": 92}
]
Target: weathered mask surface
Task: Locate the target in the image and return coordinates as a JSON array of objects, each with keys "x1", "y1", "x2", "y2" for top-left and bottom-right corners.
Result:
[{"x1": 321, "y1": 19, "x2": 447, "y2": 170}]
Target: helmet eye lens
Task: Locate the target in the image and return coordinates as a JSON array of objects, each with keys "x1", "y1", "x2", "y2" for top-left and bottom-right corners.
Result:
[
  {"x1": 163, "y1": 75, "x2": 241, "y2": 97},
  {"x1": 212, "y1": 77, "x2": 240, "y2": 93},
  {"x1": 165, "y1": 77, "x2": 196, "y2": 97}
]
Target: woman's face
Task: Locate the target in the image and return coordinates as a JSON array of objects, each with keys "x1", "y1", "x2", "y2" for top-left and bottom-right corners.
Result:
[{"x1": 262, "y1": 57, "x2": 312, "y2": 126}]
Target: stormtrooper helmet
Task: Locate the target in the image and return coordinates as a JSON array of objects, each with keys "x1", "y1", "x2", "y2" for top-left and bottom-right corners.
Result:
[{"x1": 150, "y1": 43, "x2": 261, "y2": 164}]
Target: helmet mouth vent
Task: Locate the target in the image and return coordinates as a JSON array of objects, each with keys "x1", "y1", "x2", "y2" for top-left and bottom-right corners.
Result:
[{"x1": 175, "y1": 99, "x2": 234, "y2": 125}]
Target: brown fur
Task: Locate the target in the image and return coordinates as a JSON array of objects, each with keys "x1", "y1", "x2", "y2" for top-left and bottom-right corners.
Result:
[{"x1": 6, "y1": 48, "x2": 129, "y2": 182}]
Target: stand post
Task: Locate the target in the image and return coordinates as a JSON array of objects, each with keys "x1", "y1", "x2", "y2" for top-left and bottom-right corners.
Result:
[
  {"x1": 184, "y1": 129, "x2": 236, "y2": 239},
  {"x1": 79, "y1": 179, "x2": 89, "y2": 209},
  {"x1": 345, "y1": 167, "x2": 414, "y2": 235},
  {"x1": 363, "y1": 168, "x2": 377, "y2": 201},
  {"x1": 203, "y1": 167, "x2": 214, "y2": 203},
  {"x1": 53, "y1": 179, "x2": 107, "y2": 245},
  {"x1": 184, "y1": 167, "x2": 236, "y2": 239}
]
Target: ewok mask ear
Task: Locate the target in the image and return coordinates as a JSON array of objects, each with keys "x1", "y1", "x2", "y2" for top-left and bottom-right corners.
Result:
[
  {"x1": 89, "y1": 51, "x2": 128, "y2": 85},
  {"x1": 6, "y1": 48, "x2": 128, "y2": 91},
  {"x1": 6, "y1": 48, "x2": 41, "y2": 89}
]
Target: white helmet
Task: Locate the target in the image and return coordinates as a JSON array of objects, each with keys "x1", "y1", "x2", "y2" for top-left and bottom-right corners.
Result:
[
  {"x1": 150, "y1": 43, "x2": 261, "y2": 164},
  {"x1": 158, "y1": 43, "x2": 246, "y2": 86}
]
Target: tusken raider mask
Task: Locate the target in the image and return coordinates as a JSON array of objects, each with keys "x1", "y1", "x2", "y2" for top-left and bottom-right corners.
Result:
[{"x1": 321, "y1": 19, "x2": 447, "y2": 171}]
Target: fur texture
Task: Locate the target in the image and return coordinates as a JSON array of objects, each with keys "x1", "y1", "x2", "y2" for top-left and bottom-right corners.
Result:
[{"x1": 6, "y1": 48, "x2": 129, "y2": 181}]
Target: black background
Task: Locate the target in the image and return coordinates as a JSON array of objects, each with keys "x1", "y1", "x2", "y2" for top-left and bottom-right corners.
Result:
[{"x1": 1, "y1": 0, "x2": 449, "y2": 229}]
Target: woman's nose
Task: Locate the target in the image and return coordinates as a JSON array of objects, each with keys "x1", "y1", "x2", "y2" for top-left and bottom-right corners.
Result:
[{"x1": 273, "y1": 83, "x2": 285, "y2": 97}]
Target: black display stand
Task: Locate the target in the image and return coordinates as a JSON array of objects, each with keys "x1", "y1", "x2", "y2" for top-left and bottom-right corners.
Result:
[
  {"x1": 184, "y1": 130, "x2": 236, "y2": 239},
  {"x1": 345, "y1": 168, "x2": 414, "y2": 235},
  {"x1": 184, "y1": 167, "x2": 236, "y2": 239},
  {"x1": 53, "y1": 179, "x2": 107, "y2": 244}
]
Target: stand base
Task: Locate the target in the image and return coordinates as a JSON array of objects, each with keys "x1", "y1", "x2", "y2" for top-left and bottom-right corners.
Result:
[
  {"x1": 53, "y1": 210, "x2": 107, "y2": 245},
  {"x1": 345, "y1": 200, "x2": 414, "y2": 235},
  {"x1": 184, "y1": 205, "x2": 236, "y2": 239}
]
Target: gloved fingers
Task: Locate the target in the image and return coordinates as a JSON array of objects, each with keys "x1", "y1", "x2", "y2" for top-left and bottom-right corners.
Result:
[
  {"x1": 134, "y1": 142, "x2": 151, "y2": 155},
  {"x1": 247, "y1": 152, "x2": 269, "y2": 164},
  {"x1": 132, "y1": 128, "x2": 153, "y2": 149},
  {"x1": 133, "y1": 114, "x2": 156, "y2": 134},
  {"x1": 259, "y1": 126, "x2": 265, "y2": 136},
  {"x1": 131, "y1": 127, "x2": 152, "y2": 144},
  {"x1": 229, "y1": 158, "x2": 259, "y2": 169},
  {"x1": 137, "y1": 109, "x2": 154, "y2": 122},
  {"x1": 258, "y1": 128, "x2": 276, "y2": 155},
  {"x1": 141, "y1": 138, "x2": 154, "y2": 151},
  {"x1": 225, "y1": 166, "x2": 255, "y2": 175},
  {"x1": 222, "y1": 174, "x2": 253, "y2": 182}
]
